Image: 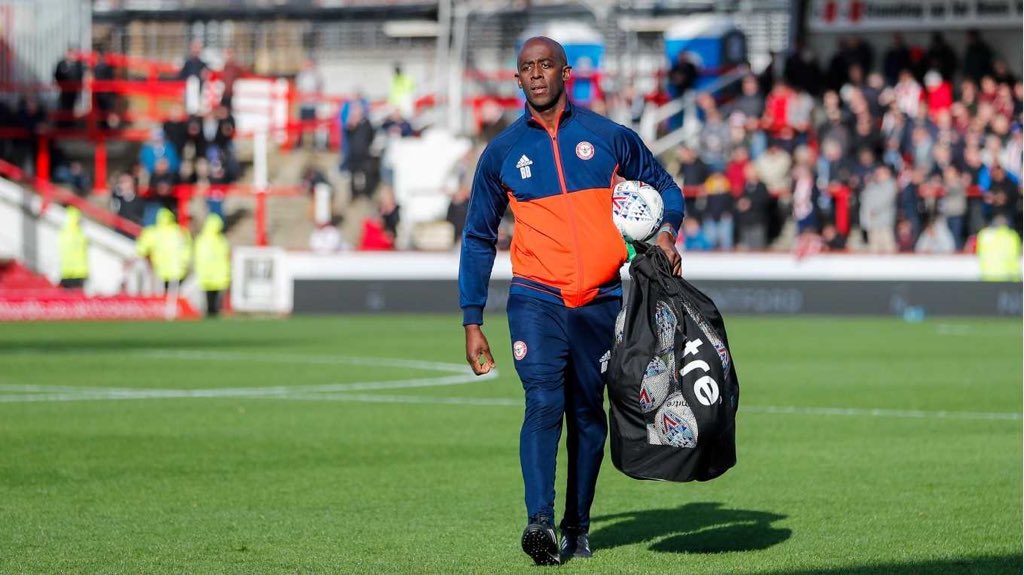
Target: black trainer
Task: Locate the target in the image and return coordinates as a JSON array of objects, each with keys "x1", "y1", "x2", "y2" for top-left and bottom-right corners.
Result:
[
  {"x1": 560, "y1": 528, "x2": 592, "y2": 560},
  {"x1": 521, "y1": 516, "x2": 560, "y2": 566}
]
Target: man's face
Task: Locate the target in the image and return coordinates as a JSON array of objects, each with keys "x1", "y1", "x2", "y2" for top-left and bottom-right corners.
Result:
[{"x1": 516, "y1": 40, "x2": 569, "y2": 112}]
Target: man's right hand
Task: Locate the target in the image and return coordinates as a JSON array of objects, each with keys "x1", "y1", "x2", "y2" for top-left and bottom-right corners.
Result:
[{"x1": 465, "y1": 324, "x2": 495, "y2": 375}]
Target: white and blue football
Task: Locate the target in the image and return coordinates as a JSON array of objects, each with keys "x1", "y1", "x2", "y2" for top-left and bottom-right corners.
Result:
[{"x1": 611, "y1": 180, "x2": 664, "y2": 242}]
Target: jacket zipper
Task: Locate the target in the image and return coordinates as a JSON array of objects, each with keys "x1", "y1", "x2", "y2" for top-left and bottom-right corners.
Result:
[{"x1": 546, "y1": 125, "x2": 585, "y2": 306}]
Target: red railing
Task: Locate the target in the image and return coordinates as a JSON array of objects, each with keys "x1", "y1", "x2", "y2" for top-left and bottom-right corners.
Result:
[{"x1": 0, "y1": 159, "x2": 143, "y2": 237}]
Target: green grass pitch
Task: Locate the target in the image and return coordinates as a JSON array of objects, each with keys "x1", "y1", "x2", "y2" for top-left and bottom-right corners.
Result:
[{"x1": 0, "y1": 315, "x2": 1020, "y2": 574}]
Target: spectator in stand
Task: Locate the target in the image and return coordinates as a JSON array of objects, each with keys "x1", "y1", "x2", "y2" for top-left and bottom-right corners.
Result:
[
  {"x1": 194, "y1": 213, "x2": 230, "y2": 318},
  {"x1": 343, "y1": 103, "x2": 377, "y2": 201},
  {"x1": 896, "y1": 218, "x2": 916, "y2": 253},
  {"x1": 725, "y1": 146, "x2": 749, "y2": 197},
  {"x1": 923, "y1": 71, "x2": 954, "y2": 120},
  {"x1": 148, "y1": 158, "x2": 178, "y2": 220},
  {"x1": 821, "y1": 222, "x2": 847, "y2": 251},
  {"x1": 301, "y1": 163, "x2": 330, "y2": 224},
  {"x1": 53, "y1": 46, "x2": 83, "y2": 127},
  {"x1": 178, "y1": 39, "x2": 209, "y2": 115},
  {"x1": 55, "y1": 160, "x2": 91, "y2": 197},
  {"x1": 680, "y1": 217, "x2": 711, "y2": 252},
  {"x1": 991, "y1": 59, "x2": 1016, "y2": 86},
  {"x1": 178, "y1": 38, "x2": 209, "y2": 83},
  {"x1": 963, "y1": 29, "x2": 994, "y2": 83},
  {"x1": 791, "y1": 164, "x2": 819, "y2": 235},
  {"x1": 860, "y1": 164, "x2": 898, "y2": 253},
  {"x1": 926, "y1": 32, "x2": 957, "y2": 81},
  {"x1": 218, "y1": 48, "x2": 246, "y2": 110},
  {"x1": 701, "y1": 173, "x2": 734, "y2": 250},
  {"x1": 295, "y1": 58, "x2": 324, "y2": 149},
  {"x1": 140, "y1": 128, "x2": 180, "y2": 176},
  {"x1": 697, "y1": 94, "x2": 729, "y2": 172},
  {"x1": 847, "y1": 37, "x2": 875, "y2": 76},
  {"x1": 668, "y1": 50, "x2": 698, "y2": 101},
  {"x1": 205, "y1": 148, "x2": 231, "y2": 220},
  {"x1": 110, "y1": 172, "x2": 145, "y2": 233},
  {"x1": 762, "y1": 80, "x2": 793, "y2": 145},
  {"x1": 92, "y1": 45, "x2": 117, "y2": 129},
  {"x1": 728, "y1": 74, "x2": 765, "y2": 124},
  {"x1": 915, "y1": 215, "x2": 956, "y2": 254},
  {"x1": 209, "y1": 105, "x2": 236, "y2": 165},
  {"x1": 676, "y1": 145, "x2": 708, "y2": 217},
  {"x1": 58, "y1": 207, "x2": 88, "y2": 289},
  {"x1": 827, "y1": 37, "x2": 853, "y2": 92},
  {"x1": 986, "y1": 165, "x2": 1022, "y2": 234},
  {"x1": 900, "y1": 168, "x2": 928, "y2": 239},
  {"x1": 883, "y1": 34, "x2": 911, "y2": 86},
  {"x1": 940, "y1": 166, "x2": 968, "y2": 249},
  {"x1": 755, "y1": 140, "x2": 792, "y2": 196},
  {"x1": 163, "y1": 105, "x2": 190, "y2": 165},
  {"x1": 736, "y1": 163, "x2": 770, "y2": 250},
  {"x1": 893, "y1": 69, "x2": 922, "y2": 118},
  {"x1": 784, "y1": 41, "x2": 823, "y2": 96}
]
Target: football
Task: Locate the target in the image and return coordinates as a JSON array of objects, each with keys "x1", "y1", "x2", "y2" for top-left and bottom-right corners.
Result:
[
  {"x1": 654, "y1": 392, "x2": 700, "y2": 448},
  {"x1": 639, "y1": 356, "x2": 672, "y2": 413},
  {"x1": 611, "y1": 180, "x2": 664, "y2": 242}
]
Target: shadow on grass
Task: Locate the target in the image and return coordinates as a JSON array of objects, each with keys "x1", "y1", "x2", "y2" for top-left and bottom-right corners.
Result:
[
  {"x1": 769, "y1": 555, "x2": 1022, "y2": 574},
  {"x1": 590, "y1": 502, "x2": 790, "y2": 554}
]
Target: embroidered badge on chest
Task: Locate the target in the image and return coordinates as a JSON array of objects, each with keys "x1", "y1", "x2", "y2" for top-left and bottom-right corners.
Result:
[{"x1": 576, "y1": 141, "x2": 594, "y2": 160}]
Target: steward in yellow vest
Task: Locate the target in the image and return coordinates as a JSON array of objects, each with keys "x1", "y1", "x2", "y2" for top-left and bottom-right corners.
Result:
[
  {"x1": 194, "y1": 213, "x2": 231, "y2": 317},
  {"x1": 977, "y1": 215, "x2": 1022, "y2": 281},
  {"x1": 58, "y1": 206, "x2": 88, "y2": 289}
]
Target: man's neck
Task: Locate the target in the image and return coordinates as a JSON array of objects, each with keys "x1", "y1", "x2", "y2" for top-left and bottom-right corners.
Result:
[{"x1": 530, "y1": 98, "x2": 567, "y2": 134}]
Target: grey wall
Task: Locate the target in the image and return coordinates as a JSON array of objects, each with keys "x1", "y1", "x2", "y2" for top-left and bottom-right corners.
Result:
[{"x1": 293, "y1": 279, "x2": 1022, "y2": 317}]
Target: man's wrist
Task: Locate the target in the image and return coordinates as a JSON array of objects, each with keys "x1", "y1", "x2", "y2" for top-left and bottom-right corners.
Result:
[
  {"x1": 462, "y1": 306, "x2": 484, "y2": 326},
  {"x1": 657, "y1": 224, "x2": 677, "y2": 240}
]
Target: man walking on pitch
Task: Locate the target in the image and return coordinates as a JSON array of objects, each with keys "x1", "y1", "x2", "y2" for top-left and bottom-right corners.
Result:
[{"x1": 459, "y1": 37, "x2": 684, "y2": 565}]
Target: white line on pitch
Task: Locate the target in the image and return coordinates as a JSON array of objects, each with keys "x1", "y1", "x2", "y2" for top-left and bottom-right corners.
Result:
[{"x1": 135, "y1": 350, "x2": 473, "y2": 374}]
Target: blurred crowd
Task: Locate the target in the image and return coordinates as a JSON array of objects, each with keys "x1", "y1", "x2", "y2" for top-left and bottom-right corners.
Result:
[
  {"x1": 4, "y1": 32, "x2": 1022, "y2": 260},
  {"x1": 670, "y1": 32, "x2": 1022, "y2": 255}
]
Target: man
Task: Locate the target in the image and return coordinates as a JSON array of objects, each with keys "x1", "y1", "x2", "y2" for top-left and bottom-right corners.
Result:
[
  {"x1": 53, "y1": 47, "x2": 84, "y2": 127},
  {"x1": 58, "y1": 207, "x2": 88, "y2": 289},
  {"x1": 194, "y1": 213, "x2": 230, "y2": 317},
  {"x1": 459, "y1": 37, "x2": 683, "y2": 566},
  {"x1": 137, "y1": 208, "x2": 191, "y2": 292}
]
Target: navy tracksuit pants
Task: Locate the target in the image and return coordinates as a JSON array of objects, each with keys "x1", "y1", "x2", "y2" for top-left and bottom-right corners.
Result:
[{"x1": 507, "y1": 293, "x2": 620, "y2": 532}]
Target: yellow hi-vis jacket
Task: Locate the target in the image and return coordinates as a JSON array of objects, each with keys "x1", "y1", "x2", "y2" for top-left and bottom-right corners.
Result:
[
  {"x1": 137, "y1": 208, "x2": 191, "y2": 282},
  {"x1": 977, "y1": 224, "x2": 1022, "y2": 281},
  {"x1": 59, "y1": 207, "x2": 89, "y2": 280},
  {"x1": 194, "y1": 214, "x2": 231, "y2": 291}
]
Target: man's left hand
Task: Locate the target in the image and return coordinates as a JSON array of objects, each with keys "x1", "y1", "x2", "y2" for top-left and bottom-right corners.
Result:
[{"x1": 656, "y1": 230, "x2": 682, "y2": 276}]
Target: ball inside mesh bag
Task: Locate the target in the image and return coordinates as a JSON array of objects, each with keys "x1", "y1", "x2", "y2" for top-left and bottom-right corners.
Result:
[
  {"x1": 655, "y1": 392, "x2": 699, "y2": 448},
  {"x1": 639, "y1": 356, "x2": 672, "y2": 413},
  {"x1": 654, "y1": 301, "x2": 677, "y2": 355},
  {"x1": 614, "y1": 307, "x2": 627, "y2": 347}
]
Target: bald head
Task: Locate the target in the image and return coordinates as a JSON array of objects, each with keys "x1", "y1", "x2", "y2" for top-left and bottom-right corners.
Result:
[{"x1": 518, "y1": 37, "x2": 567, "y2": 68}]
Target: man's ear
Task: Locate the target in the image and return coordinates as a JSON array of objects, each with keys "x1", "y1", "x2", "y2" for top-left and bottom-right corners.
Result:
[{"x1": 562, "y1": 66, "x2": 572, "y2": 81}]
